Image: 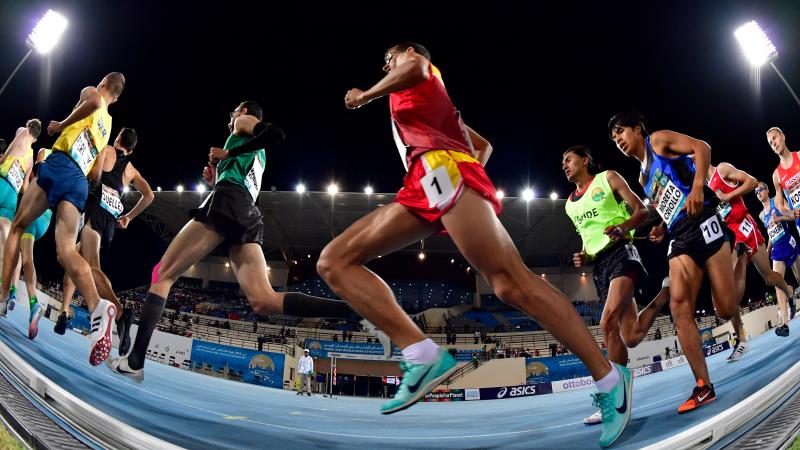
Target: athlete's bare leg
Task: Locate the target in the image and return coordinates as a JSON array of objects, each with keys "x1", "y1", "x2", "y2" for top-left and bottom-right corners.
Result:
[
  {"x1": 669, "y1": 253, "x2": 708, "y2": 384},
  {"x1": 708, "y1": 245, "x2": 745, "y2": 342},
  {"x1": 751, "y1": 243, "x2": 793, "y2": 298},
  {"x1": 620, "y1": 284, "x2": 671, "y2": 347},
  {"x1": 20, "y1": 237, "x2": 37, "y2": 301},
  {"x1": 600, "y1": 277, "x2": 636, "y2": 365},
  {"x1": 229, "y1": 243, "x2": 286, "y2": 315},
  {"x1": 150, "y1": 220, "x2": 225, "y2": 298},
  {"x1": 64, "y1": 221, "x2": 122, "y2": 318},
  {"x1": 440, "y1": 189, "x2": 612, "y2": 379},
  {"x1": 318, "y1": 203, "x2": 438, "y2": 349},
  {"x1": 773, "y1": 260, "x2": 790, "y2": 325}
]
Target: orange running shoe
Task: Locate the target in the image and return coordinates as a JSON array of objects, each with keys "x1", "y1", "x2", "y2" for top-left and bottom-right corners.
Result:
[{"x1": 678, "y1": 379, "x2": 716, "y2": 414}]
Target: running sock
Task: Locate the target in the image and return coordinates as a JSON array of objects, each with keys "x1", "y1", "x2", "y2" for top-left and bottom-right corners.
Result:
[
  {"x1": 594, "y1": 364, "x2": 621, "y2": 393},
  {"x1": 126, "y1": 292, "x2": 166, "y2": 370},
  {"x1": 401, "y1": 338, "x2": 439, "y2": 365},
  {"x1": 282, "y1": 292, "x2": 355, "y2": 319},
  {"x1": 29, "y1": 296, "x2": 37, "y2": 310},
  {"x1": 10, "y1": 285, "x2": 16, "y2": 294}
]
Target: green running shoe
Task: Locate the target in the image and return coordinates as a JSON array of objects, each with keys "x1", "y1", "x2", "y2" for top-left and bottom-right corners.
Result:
[
  {"x1": 380, "y1": 348, "x2": 457, "y2": 415},
  {"x1": 591, "y1": 364, "x2": 632, "y2": 448}
]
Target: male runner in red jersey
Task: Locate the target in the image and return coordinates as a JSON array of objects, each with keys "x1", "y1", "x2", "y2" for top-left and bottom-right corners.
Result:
[{"x1": 317, "y1": 43, "x2": 632, "y2": 447}]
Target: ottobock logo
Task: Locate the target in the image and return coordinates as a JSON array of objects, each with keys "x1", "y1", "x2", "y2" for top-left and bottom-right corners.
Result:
[{"x1": 561, "y1": 378, "x2": 595, "y2": 390}]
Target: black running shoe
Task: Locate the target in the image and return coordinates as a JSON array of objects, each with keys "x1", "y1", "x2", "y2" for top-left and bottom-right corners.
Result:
[
  {"x1": 776, "y1": 325, "x2": 790, "y2": 337},
  {"x1": 54, "y1": 312, "x2": 69, "y2": 335},
  {"x1": 118, "y1": 308, "x2": 134, "y2": 355}
]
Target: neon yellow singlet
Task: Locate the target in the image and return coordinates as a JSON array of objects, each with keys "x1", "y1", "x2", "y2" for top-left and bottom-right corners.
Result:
[{"x1": 52, "y1": 97, "x2": 112, "y2": 176}]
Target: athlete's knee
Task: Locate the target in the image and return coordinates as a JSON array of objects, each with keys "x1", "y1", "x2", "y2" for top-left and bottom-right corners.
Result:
[
  {"x1": 599, "y1": 311, "x2": 622, "y2": 338},
  {"x1": 487, "y1": 270, "x2": 528, "y2": 309},
  {"x1": 150, "y1": 261, "x2": 176, "y2": 290},
  {"x1": 317, "y1": 247, "x2": 347, "y2": 285}
]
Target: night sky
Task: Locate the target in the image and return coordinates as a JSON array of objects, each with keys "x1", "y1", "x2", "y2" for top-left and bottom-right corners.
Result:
[{"x1": 1, "y1": 1, "x2": 799, "y2": 308}]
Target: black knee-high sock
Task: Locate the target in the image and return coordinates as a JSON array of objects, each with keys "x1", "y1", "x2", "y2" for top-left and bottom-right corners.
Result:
[
  {"x1": 127, "y1": 292, "x2": 166, "y2": 370},
  {"x1": 282, "y1": 292, "x2": 358, "y2": 320}
]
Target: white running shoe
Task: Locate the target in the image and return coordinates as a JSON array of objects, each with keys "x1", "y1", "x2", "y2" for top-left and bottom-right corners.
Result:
[
  {"x1": 0, "y1": 301, "x2": 7, "y2": 317},
  {"x1": 726, "y1": 340, "x2": 748, "y2": 363},
  {"x1": 106, "y1": 356, "x2": 144, "y2": 383},
  {"x1": 583, "y1": 409, "x2": 603, "y2": 426},
  {"x1": 89, "y1": 300, "x2": 117, "y2": 366},
  {"x1": 360, "y1": 319, "x2": 392, "y2": 359}
]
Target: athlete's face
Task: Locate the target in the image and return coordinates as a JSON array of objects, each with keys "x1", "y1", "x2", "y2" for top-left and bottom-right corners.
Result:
[
  {"x1": 383, "y1": 47, "x2": 411, "y2": 73},
  {"x1": 767, "y1": 130, "x2": 786, "y2": 154},
  {"x1": 610, "y1": 125, "x2": 642, "y2": 157},
  {"x1": 562, "y1": 152, "x2": 588, "y2": 182},
  {"x1": 228, "y1": 104, "x2": 245, "y2": 132},
  {"x1": 755, "y1": 184, "x2": 769, "y2": 202}
]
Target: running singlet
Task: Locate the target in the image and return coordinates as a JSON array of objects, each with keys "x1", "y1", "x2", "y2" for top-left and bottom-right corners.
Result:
[
  {"x1": 389, "y1": 64, "x2": 473, "y2": 170},
  {"x1": 97, "y1": 149, "x2": 129, "y2": 218},
  {"x1": 760, "y1": 198, "x2": 793, "y2": 245},
  {"x1": 0, "y1": 155, "x2": 28, "y2": 193},
  {"x1": 707, "y1": 167, "x2": 748, "y2": 224},
  {"x1": 565, "y1": 171, "x2": 634, "y2": 257},
  {"x1": 215, "y1": 133, "x2": 266, "y2": 202},
  {"x1": 640, "y1": 135, "x2": 712, "y2": 231},
  {"x1": 52, "y1": 97, "x2": 112, "y2": 176},
  {"x1": 776, "y1": 152, "x2": 800, "y2": 216}
]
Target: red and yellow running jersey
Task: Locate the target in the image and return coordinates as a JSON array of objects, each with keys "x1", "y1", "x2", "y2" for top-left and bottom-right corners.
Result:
[
  {"x1": 707, "y1": 166, "x2": 749, "y2": 225},
  {"x1": 777, "y1": 152, "x2": 800, "y2": 210},
  {"x1": 389, "y1": 64, "x2": 472, "y2": 170}
]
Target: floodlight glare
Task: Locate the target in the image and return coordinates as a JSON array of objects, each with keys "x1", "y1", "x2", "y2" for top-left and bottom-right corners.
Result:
[
  {"x1": 27, "y1": 10, "x2": 68, "y2": 54},
  {"x1": 196, "y1": 184, "x2": 206, "y2": 193},
  {"x1": 364, "y1": 185, "x2": 373, "y2": 195},
  {"x1": 549, "y1": 192, "x2": 558, "y2": 200},
  {"x1": 735, "y1": 21, "x2": 777, "y2": 67},
  {"x1": 295, "y1": 183, "x2": 306, "y2": 194},
  {"x1": 495, "y1": 190, "x2": 505, "y2": 200},
  {"x1": 176, "y1": 185, "x2": 184, "y2": 193},
  {"x1": 123, "y1": 186, "x2": 130, "y2": 193},
  {"x1": 522, "y1": 188, "x2": 534, "y2": 202},
  {"x1": 327, "y1": 183, "x2": 338, "y2": 195}
]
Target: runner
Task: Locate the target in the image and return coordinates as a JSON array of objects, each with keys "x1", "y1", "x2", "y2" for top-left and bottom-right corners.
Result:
[
  {"x1": 317, "y1": 43, "x2": 632, "y2": 447},
  {"x1": 23, "y1": 149, "x2": 54, "y2": 339},
  {"x1": 106, "y1": 101, "x2": 389, "y2": 383},
  {"x1": 755, "y1": 181, "x2": 799, "y2": 336},
  {"x1": 0, "y1": 72, "x2": 126, "y2": 367},
  {"x1": 609, "y1": 110, "x2": 742, "y2": 414},
  {"x1": 562, "y1": 146, "x2": 671, "y2": 425}
]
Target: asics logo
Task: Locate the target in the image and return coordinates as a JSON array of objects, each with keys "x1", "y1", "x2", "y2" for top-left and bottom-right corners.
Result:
[{"x1": 406, "y1": 367, "x2": 432, "y2": 393}]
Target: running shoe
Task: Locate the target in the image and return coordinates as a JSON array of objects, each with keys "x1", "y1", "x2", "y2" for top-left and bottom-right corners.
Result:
[
  {"x1": 28, "y1": 303, "x2": 43, "y2": 340},
  {"x1": 726, "y1": 339, "x2": 748, "y2": 363},
  {"x1": 118, "y1": 308, "x2": 134, "y2": 356},
  {"x1": 0, "y1": 301, "x2": 8, "y2": 317},
  {"x1": 7, "y1": 289, "x2": 15, "y2": 311},
  {"x1": 54, "y1": 312, "x2": 69, "y2": 335},
  {"x1": 583, "y1": 410, "x2": 603, "y2": 426},
  {"x1": 360, "y1": 319, "x2": 392, "y2": 359},
  {"x1": 380, "y1": 348, "x2": 457, "y2": 415},
  {"x1": 89, "y1": 300, "x2": 117, "y2": 366},
  {"x1": 678, "y1": 379, "x2": 715, "y2": 413},
  {"x1": 593, "y1": 364, "x2": 633, "y2": 448},
  {"x1": 775, "y1": 324, "x2": 790, "y2": 337},
  {"x1": 105, "y1": 356, "x2": 144, "y2": 383}
]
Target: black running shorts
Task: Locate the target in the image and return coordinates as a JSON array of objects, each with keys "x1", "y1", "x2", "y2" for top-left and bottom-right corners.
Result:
[
  {"x1": 190, "y1": 182, "x2": 264, "y2": 248},
  {"x1": 667, "y1": 209, "x2": 733, "y2": 267},
  {"x1": 592, "y1": 241, "x2": 648, "y2": 301}
]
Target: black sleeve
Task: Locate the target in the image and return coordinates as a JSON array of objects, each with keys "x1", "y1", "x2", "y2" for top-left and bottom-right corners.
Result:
[{"x1": 227, "y1": 122, "x2": 286, "y2": 157}]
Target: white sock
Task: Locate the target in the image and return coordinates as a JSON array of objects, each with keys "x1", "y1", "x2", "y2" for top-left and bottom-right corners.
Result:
[
  {"x1": 401, "y1": 339, "x2": 439, "y2": 365},
  {"x1": 594, "y1": 364, "x2": 620, "y2": 393}
]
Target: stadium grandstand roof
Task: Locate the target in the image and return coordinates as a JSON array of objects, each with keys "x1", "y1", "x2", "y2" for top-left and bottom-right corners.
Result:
[{"x1": 126, "y1": 191, "x2": 581, "y2": 266}]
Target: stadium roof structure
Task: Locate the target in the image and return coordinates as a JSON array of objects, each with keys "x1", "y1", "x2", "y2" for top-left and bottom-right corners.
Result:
[{"x1": 126, "y1": 191, "x2": 582, "y2": 267}]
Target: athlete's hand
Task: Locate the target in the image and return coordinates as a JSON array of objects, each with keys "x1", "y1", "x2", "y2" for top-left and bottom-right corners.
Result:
[
  {"x1": 649, "y1": 224, "x2": 666, "y2": 243},
  {"x1": 573, "y1": 251, "x2": 588, "y2": 268},
  {"x1": 604, "y1": 224, "x2": 626, "y2": 242},
  {"x1": 794, "y1": 210, "x2": 800, "y2": 220},
  {"x1": 47, "y1": 121, "x2": 63, "y2": 136},
  {"x1": 345, "y1": 89, "x2": 370, "y2": 109},
  {"x1": 714, "y1": 190, "x2": 731, "y2": 204},
  {"x1": 202, "y1": 163, "x2": 216, "y2": 187},
  {"x1": 771, "y1": 212, "x2": 781, "y2": 224},
  {"x1": 686, "y1": 187, "x2": 704, "y2": 217},
  {"x1": 209, "y1": 147, "x2": 228, "y2": 163},
  {"x1": 116, "y1": 215, "x2": 130, "y2": 229}
]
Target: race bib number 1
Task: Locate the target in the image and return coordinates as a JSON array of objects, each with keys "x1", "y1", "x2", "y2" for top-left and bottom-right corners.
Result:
[
  {"x1": 421, "y1": 165, "x2": 457, "y2": 209},
  {"x1": 700, "y1": 215, "x2": 724, "y2": 244},
  {"x1": 653, "y1": 179, "x2": 685, "y2": 227}
]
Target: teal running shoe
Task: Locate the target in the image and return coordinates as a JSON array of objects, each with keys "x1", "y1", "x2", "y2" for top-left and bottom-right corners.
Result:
[
  {"x1": 28, "y1": 303, "x2": 43, "y2": 340},
  {"x1": 7, "y1": 289, "x2": 16, "y2": 311},
  {"x1": 380, "y1": 348, "x2": 457, "y2": 415},
  {"x1": 591, "y1": 364, "x2": 632, "y2": 448}
]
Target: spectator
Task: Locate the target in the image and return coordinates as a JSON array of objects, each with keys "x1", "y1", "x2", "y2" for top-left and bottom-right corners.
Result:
[
  {"x1": 473, "y1": 330, "x2": 480, "y2": 344},
  {"x1": 665, "y1": 347, "x2": 671, "y2": 358},
  {"x1": 654, "y1": 328, "x2": 662, "y2": 340},
  {"x1": 297, "y1": 349, "x2": 314, "y2": 396}
]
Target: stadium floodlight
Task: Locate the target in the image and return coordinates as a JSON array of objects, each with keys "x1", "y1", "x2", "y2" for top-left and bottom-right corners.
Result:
[
  {"x1": 418, "y1": 251, "x2": 425, "y2": 260},
  {"x1": 549, "y1": 192, "x2": 558, "y2": 200},
  {"x1": 735, "y1": 20, "x2": 800, "y2": 108},
  {"x1": 327, "y1": 183, "x2": 338, "y2": 195},
  {"x1": 295, "y1": 183, "x2": 306, "y2": 194},
  {"x1": 123, "y1": 186, "x2": 130, "y2": 193},
  {"x1": 495, "y1": 190, "x2": 505, "y2": 200},
  {"x1": 735, "y1": 21, "x2": 776, "y2": 67},
  {"x1": 176, "y1": 184, "x2": 184, "y2": 193},
  {"x1": 643, "y1": 198, "x2": 650, "y2": 206},
  {"x1": 0, "y1": 10, "x2": 68, "y2": 97},
  {"x1": 157, "y1": 186, "x2": 162, "y2": 192},
  {"x1": 196, "y1": 184, "x2": 206, "y2": 193},
  {"x1": 522, "y1": 188, "x2": 534, "y2": 202},
  {"x1": 364, "y1": 185, "x2": 373, "y2": 195}
]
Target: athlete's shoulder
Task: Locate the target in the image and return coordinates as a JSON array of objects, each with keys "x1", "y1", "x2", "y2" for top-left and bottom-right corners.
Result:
[{"x1": 79, "y1": 86, "x2": 102, "y2": 107}]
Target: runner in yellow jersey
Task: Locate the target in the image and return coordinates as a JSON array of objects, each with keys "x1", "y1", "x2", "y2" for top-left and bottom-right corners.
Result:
[
  {"x1": 0, "y1": 73, "x2": 125, "y2": 367},
  {"x1": 0, "y1": 119, "x2": 40, "y2": 309}
]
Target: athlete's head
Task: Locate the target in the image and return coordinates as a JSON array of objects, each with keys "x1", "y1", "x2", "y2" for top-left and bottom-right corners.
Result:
[
  {"x1": 608, "y1": 110, "x2": 647, "y2": 157},
  {"x1": 0, "y1": 139, "x2": 5, "y2": 155},
  {"x1": 562, "y1": 146, "x2": 600, "y2": 182},
  {"x1": 98, "y1": 72, "x2": 126, "y2": 104},
  {"x1": 383, "y1": 42, "x2": 430, "y2": 73},
  {"x1": 766, "y1": 127, "x2": 786, "y2": 155},
  {"x1": 25, "y1": 119, "x2": 41, "y2": 141},
  {"x1": 755, "y1": 181, "x2": 770, "y2": 202},
  {"x1": 114, "y1": 127, "x2": 138, "y2": 154},
  {"x1": 228, "y1": 100, "x2": 263, "y2": 132}
]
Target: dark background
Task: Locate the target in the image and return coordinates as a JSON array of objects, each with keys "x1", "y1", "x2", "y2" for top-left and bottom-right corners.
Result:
[{"x1": 1, "y1": 1, "x2": 799, "y2": 309}]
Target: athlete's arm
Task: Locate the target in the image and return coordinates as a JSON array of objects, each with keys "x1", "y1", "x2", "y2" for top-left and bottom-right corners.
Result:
[
  {"x1": 117, "y1": 164, "x2": 154, "y2": 229},
  {"x1": 345, "y1": 55, "x2": 429, "y2": 109},
  {"x1": 47, "y1": 87, "x2": 102, "y2": 136},
  {"x1": 464, "y1": 125, "x2": 492, "y2": 166},
  {"x1": 772, "y1": 170, "x2": 798, "y2": 219},
  {"x1": 649, "y1": 130, "x2": 711, "y2": 217},
  {"x1": 714, "y1": 162, "x2": 757, "y2": 203},
  {"x1": 213, "y1": 122, "x2": 287, "y2": 161},
  {"x1": 606, "y1": 171, "x2": 649, "y2": 240}
]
